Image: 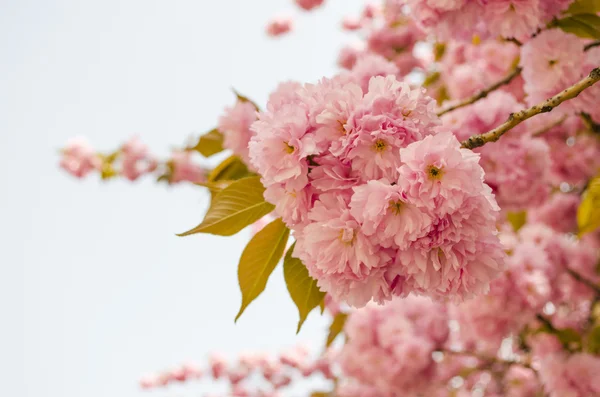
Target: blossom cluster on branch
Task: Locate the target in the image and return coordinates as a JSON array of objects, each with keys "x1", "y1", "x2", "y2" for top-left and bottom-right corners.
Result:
[{"x1": 60, "y1": 0, "x2": 600, "y2": 396}]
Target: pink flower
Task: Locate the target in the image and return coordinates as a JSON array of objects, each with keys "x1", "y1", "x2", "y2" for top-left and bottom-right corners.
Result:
[
  {"x1": 394, "y1": 132, "x2": 505, "y2": 301},
  {"x1": 478, "y1": 136, "x2": 552, "y2": 211},
  {"x1": 60, "y1": 137, "x2": 101, "y2": 178},
  {"x1": 529, "y1": 193, "x2": 579, "y2": 233},
  {"x1": 540, "y1": 353, "x2": 600, "y2": 397},
  {"x1": 209, "y1": 353, "x2": 228, "y2": 379},
  {"x1": 350, "y1": 54, "x2": 399, "y2": 93},
  {"x1": 337, "y1": 43, "x2": 365, "y2": 69},
  {"x1": 346, "y1": 75, "x2": 439, "y2": 181},
  {"x1": 120, "y1": 137, "x2": 157, "y2": 181},
  {"x1": 266, "y1": 16, "x2": 293, "y2": 37},
  {"x1": 398, "y1": 131, "x2": 489, "y2": 214},
  {"x1": 293, "y1": 193, "x2": 393, "y2": 307},
  {"x1": 573, "y1": 47, "x2": 600, "y2": 123},
  {"x1": 250, "y1": 105, "x2": 316, "y2": 191},
  {"x1": 349, "y1": 180, "x2": 432, "y2": 249},
  {"x1": 520, "y1": 29, "x2": 585, "y2": 109},
  {"x1": 218, "y1": 101, "x2": 257, "y2": 165},
  {"x1": 169, "y1": 151, "x2": 205, "y2": 184},
  {"x1": 338, "y1": 296, "x2": 449, "y2": 396},
  {"x1": 482, "y1": 0, "x2": 543, "y2": 42},
  {"x1": 295, "y1": 0, "x2": 324, "y2": 11}
]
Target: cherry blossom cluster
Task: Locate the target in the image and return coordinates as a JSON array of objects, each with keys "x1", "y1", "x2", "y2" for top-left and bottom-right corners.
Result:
[
  {"x1": 249, "y1": 73, "x2": 505, "y2": 307},
  {"x1": 403, "y1": 0, "x2": 574, "y2": 42},
  {"x1": 139, "y1": 345, "x2": 335, "y2": 397},
  {"x1": 338, "y1": 296, "x2": 450, "y2": 396},
  {"x1": 59, "y1": 137, "x2": 206, "y2": 184}
]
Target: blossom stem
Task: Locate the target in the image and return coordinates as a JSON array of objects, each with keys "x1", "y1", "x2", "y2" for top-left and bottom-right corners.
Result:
[
  {"x1": 531, "y1": 115, "x2": 567, "y2": 137},
  {"x1": 461, "y1": 67, "x2": 600, "y2": 149},
  {"x1": 581, "y1": 112, "x2": 600, "y2": 134},
  {"x1": 436, "y1": 67, "x2": 522, "y2": 117},
  {"x1": 443, "y1": 350, "x2": 533, "y2": 370},
  {"x1": 565, "y1": 267, "x2": 600, "y2": 295}
]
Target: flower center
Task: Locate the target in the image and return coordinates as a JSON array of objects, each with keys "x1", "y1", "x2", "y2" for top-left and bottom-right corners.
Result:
[
  {"x1": 284, "y1": 142, "x2": 295, "y2": 154},
  {"x1": 388, "y1": 200, "x2": 403, "y2": 215},
  {"x1": 373, "y1": 139, "x2": 387, "y2": 153},
  {"x1": 427, "y1": 165, "x2": 444, "y2": 180},
  {"x1": 548, "y1": 59, "x2": 558, "y2": 67},
  {"x1": 338, "y1": 228, "x2": 355, "y2": 246}
]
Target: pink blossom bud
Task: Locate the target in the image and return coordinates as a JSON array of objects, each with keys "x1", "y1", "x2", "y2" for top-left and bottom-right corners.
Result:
[
  {"x1": 295, "y1": 0, "x2": 324, "y2": 11},
  {"x1": 266, "y1": 17, "x2": 293, "y2": 37},
  {"x1": 342, "y1": 17, "x2": 362, "y2": 31}
]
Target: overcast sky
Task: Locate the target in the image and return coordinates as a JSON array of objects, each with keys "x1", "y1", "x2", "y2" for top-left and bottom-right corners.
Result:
[{"x1": 0, "y1": 1, "x2": 364, "y2": 396}]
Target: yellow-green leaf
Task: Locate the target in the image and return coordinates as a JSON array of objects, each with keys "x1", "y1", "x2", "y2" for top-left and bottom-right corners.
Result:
[
  {"x1": 326, "y1": 312, "x2": 347, "y2": 347},
  {"x1": 208, "y1": 155, "x2": 252, "y2": 182},
  {"x1": 235, "y1": 218, "x2": 289, "y2": 321},
  {"x1": 232, "y1": 88, "x2": 260, "y2": 111},
  {"x1": 565, "y1": 0, "x2": 600, "y2": 15},
  {"x1": 191, "y1": 128, "x2": 224, "y2": 157},
  {"x1": 178, "y1": 176, "x2": 274, "y2": 236},
  {"x1": 586, "y1": 325, "x2": 600, "y2": 354},
  {"x1": 577, "y1": 176, "x2": 600, "y2": 236},
  {"x1": 283, "y1": 242, "x2": 326, "y2": 333},
  {"x1": 556, "y1": 14, "x2": 600, "y2": 39},
  {"x1": 507, "y1": 211, "x2": 527, "y2": 232}
]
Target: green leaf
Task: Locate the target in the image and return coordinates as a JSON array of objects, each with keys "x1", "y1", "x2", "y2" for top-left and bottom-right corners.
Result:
[
  {"x1": 557, "y1": 327, "x2": 582, "y2": 350},
  {"x1": 577, "y1": 176, "x2": 600, "y2": 236},
  {"x1": 556, "y1": 14, "x2": 600, "y2": 39},
  {"x1": 235, "y1": 218, "x2": 289, "y2": 321},
  {"x1": 565, "y1": 0, "x2": 600, "y2": 15},
  {"x1": 586, "y1": 325, "x2": 600, "y2": 354},
  {"x1": 283, "y1": 242, "x2": 326, "y2": 333},
  {"x1": 191, "y1": 128, "x2": 224, "y2": 157},
  {"x1": 326, "y1": 312, "x2": 347, "y2": 347},
  {"x1": 208, "y1": 155, "x2": 252, "y2": 182},
  {"x1": 178, "y1": 176, "x2": 274, "y2": 237},
  {"x1": 507, "y1": 211, "x2": 527, "y2": 232},
  {"x1": 422, "y1": 71, "x2": 440, "y2": 88}
]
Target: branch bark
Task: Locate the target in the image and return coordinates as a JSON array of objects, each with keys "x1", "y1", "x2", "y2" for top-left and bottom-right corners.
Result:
[
  {"x1": 436, "y1": 67, "x2": 522, "y2": 117},
  {"x1": 461, "y1": 67, "x2": 600, "y2": 149},
  {"x1": 566, "y1": 267, "x2": 600, "y2": 295}
]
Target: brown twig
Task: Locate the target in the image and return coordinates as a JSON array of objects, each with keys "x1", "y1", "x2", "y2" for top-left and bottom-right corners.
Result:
[
  {"x1": 436, "y1": 67, "x2": 522, "y2": 117},
  {"x1": 443, "y1": 350, "x2": 533, "y2": 370},
  {"x1": 461, "y1": 67, "x2": 600, "y2": 149},
  {"x1": 531, "y1": 115, "x2": 567, "y2": 137},
  {"x1": 585, "y1": 41, "x2": 600, "y2": 52},
  {"x1": 566, "y1": 267, "x2": 600, "y2": 295}
]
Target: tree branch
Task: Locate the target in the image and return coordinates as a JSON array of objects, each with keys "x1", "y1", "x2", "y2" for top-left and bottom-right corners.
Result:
[
  {"x1": 531, "y1": 115, "x2": 567, "y2": 137},
  {"x1": 436, "y1": 67, "x2": 522, "y2": 117},
  {"x1": 443, "y1": 350, "x2": 533, "y2": 370},
  {"x1": 461, "y1": 67, "x2": 600, "y2": 149},
  {"x1": 566, "y1": 267, "x2": 600, "y2": 295}
]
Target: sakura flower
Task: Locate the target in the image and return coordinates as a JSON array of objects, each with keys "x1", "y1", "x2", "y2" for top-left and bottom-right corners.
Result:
[
  {"x1": 266, "y1": 16, "x2": 293, "y2": 37},
  {"x1": 349, "y1": 179, "x2": 432, "y2": 249},
  {"x1": 520, "y1": 29, "x2": 585, "y2": 108},
  {"x1": 249, "y1": 104, "x2": 316, "y2": 191},
  {"x1": 293, "y1": 193, "x2": 394, "y2": 307},
  {"x1": 295, "y1": 0, "x2": 324, "y2": 11},
  {"x1": 169, "y1": 151, "x2": 205, "y2": 184},
  {"x1": 60, "y1": 137, "x2": 101, "y2": 178},
  {"x1": 218, "y1": 100, "x2": 257, "y2": 165},
  {"x1": 338, "y1": 296, "x2": 449, "y2": 396},
  {"x1": 120, "y1": 137, "x2": 157, "y2": 181}
]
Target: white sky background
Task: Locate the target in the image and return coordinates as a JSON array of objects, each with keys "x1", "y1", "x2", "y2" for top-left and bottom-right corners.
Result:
[{"x1": 0, "y1": 1, "x2": 365, "y2": 396}]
